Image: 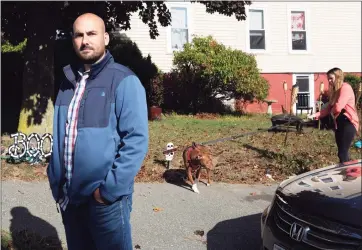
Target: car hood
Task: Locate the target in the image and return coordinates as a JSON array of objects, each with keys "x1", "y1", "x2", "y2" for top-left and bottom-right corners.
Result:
[{"x1": 277, "y1": 159, "x2": 362, "y2": 229}]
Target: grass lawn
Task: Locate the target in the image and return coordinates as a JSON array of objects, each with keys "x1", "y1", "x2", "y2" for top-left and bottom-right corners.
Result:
[{"x1": 2, "y1": 113, "x2": 361, "y2": 185}]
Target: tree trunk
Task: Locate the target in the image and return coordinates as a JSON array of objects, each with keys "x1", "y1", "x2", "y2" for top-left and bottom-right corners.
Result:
[{"x1": 18, "y1": 5, "x2": 55, "y2": 135}]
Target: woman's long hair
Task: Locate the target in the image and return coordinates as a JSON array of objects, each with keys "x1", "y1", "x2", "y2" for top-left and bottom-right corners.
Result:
[{"x1": 327, "y1": 67, "x2": 344, "y2": 106}]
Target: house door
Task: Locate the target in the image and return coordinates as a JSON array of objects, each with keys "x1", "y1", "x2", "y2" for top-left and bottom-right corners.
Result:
[{"x1": 293, "y1": 74, "x2": 315, "y2": 114}]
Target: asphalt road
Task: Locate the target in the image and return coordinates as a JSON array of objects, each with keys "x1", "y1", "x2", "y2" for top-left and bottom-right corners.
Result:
[{"x1": 1, "y1": 180, "x2": 278, "y2": 250}]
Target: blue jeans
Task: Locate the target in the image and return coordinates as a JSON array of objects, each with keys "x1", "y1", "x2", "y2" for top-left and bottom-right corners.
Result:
[{"x1": 61, "y1": 194, "x2": 133, "y2": 250}]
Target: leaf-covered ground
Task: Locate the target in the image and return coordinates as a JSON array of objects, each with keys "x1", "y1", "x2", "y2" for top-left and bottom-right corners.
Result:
[{"x1": 3, "y1": 113, "x2": 360, "y2": 186}]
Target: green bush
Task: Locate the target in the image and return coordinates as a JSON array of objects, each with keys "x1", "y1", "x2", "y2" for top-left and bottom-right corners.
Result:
[
  {"x1": 344, "y1": 73, "x2": 362, "y2": 106},
  {"x1": 172, "y1": 35, "x2": 269, "y2": 110}
]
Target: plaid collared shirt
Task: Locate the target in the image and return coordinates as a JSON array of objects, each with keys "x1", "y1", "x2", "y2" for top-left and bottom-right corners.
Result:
[{"x1": 59, "y1": 70, "x2": 89, "y2": 211}]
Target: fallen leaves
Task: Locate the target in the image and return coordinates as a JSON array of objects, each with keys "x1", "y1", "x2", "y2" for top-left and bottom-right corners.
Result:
[
  {"x1": 12, "y1": 167, "x2": 21, "y2": 177},
  {"x1": 2, "y1": 114, "x2": 359, "y2": 185},
  {"x1": 195, "y1": 113, "x2": 221, "y2": 120},
  {"x1": 153, "y1": 207, "x2": 163, "y2": 212},
  {"x1": 33, "y1": 165, "x2": 47, "y2": 177},
  {"x1": 184, "y1": 229, "x2": 207, "y2": 245},
  {"x1": 194, "y1": 230, "x2": 204, "y2": 237},
  {"x1": 135, "y1": 244, "x2": 141, "y2": 249}
]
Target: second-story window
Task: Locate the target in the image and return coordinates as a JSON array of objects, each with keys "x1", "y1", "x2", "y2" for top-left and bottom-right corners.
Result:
[
  {"x1": 291, "y1": 11, "x2": 307, "y2": 50},
  {"x1": 171, "y1": 7, "x2": 189, "y2": 51},
  {"x1": 249, "y1": 9, "x2": 265, "y2": 50}
]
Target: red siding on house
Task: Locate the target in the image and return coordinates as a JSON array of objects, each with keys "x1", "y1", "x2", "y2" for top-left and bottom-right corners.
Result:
[
  {"x1": 313, "y1": 73, "x2": 329, "y2": 101},
  {"x1": 237, "y1": 72, "x2": 361, "y2": 114},
  {"x1": 236, "y1": 73, "x2": 293, "y2": 114}
]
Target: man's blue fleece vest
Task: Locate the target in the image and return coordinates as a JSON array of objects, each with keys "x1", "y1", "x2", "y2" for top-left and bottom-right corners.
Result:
[{"x1": 47, "y1": 50, "x2": 149, "y2": 206}]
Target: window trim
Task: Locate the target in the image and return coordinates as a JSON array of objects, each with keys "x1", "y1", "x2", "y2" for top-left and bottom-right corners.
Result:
[
  {"x1": 287, "y1": 7, "x2": 311, "y2": 54},
  {"x1": 166, "y1": 2, "x2": 192, "y2": 54},
  {"x1": 245, "y1": 6, "x2": 268, "y2": 54},
  {"x1": 292, "y1": 73, "x2": 315, "y2": 113}
]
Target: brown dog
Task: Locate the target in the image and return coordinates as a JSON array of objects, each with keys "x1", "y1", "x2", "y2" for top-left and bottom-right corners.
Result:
[{"x1": 182, "y1": 142, "x2": 214, "y2": 193}]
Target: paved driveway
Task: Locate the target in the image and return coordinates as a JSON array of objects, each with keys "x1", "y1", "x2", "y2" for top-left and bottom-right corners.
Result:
[{"x1": 2, "y1": 180, "x2": 277, "y2": 250}]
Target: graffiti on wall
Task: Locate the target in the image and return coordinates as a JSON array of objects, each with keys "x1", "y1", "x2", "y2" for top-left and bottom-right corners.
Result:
[{"x1": 8, "y1": 132, "x2": 53, "y2": 159}]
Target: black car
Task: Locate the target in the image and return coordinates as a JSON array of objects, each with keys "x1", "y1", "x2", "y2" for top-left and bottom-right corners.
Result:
[{"x1": 260, "y1": 159, "x2": 362, "y2": 250}]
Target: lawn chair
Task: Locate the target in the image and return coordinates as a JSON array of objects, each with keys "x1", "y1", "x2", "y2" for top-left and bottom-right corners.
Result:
[{"x1": 296, "y1": 93, "x2": 313, "y2": 115}]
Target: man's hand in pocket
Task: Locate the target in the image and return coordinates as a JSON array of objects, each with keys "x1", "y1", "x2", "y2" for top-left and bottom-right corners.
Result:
[{"x1": 93, "y1": 188, "x2": 106, "y2": 204}]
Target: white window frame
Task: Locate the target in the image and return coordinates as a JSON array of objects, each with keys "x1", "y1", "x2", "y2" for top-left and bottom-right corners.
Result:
[
  {"x1": 166, "y1": 2, "x2": 192, "y2": 54},
  {"x1": 287, "y1": 7, "x2": 311, "y2": 54},
  {"x1": 245, "y1": 5, "x2": 268, "y2": 54},
  {"x1": 293, "y1": 74, "x2": 315, "y2": 114}
]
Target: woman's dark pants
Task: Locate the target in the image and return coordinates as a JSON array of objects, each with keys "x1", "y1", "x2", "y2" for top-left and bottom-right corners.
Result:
[{"x1": 335, "y1": 114, "x2": 356, "y2": 163}]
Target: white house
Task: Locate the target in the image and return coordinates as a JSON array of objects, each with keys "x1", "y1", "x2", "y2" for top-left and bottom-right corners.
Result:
[{"x1": 117, "y1": 1, "x2": 362, "y2": 114}]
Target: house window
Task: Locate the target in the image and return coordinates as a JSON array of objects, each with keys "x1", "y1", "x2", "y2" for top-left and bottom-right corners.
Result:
[
  {"x1": 291, "y1": 11, "x2": 307, "y2": 50},
  {"x1": 170, "y1": 7, "x2": 189, "y2": 51},
  {"x1": 297, "y1": 75, "x2": 309, "y2": 93},
  {"x1": 249, "y1": 9, "x2": 265, "y2": 50}
]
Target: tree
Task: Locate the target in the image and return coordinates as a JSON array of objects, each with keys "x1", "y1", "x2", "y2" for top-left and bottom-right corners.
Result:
[
  {"x1": 1, "y1": 1, "x2": 251, "y2": 134},
  {"x1": 172, "y1": 36, "x2": 269, "y2": 113}
]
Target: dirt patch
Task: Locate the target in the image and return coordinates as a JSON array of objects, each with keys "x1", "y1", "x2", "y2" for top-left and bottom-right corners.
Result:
[
  {"x1": 194, "y1": 113, "x2": 221, "y2": 119},
  {"x1": 1, "y1": 162, "x2": 48, "y2": 181},
  {"x1": 135, "y1": 128, "x2": 361, "y2": 185}
]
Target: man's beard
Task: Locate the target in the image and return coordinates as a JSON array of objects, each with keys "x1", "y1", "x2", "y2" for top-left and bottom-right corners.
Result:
[
  {"x1": 76, "y1": 46, "x2": 103, "y2": 65},
  {"x1": 80, "y1": 56, "x2": 99, "y2": 65},
  {"x1": 78, "y1": 52, "x2": 102, "y2": 65}
]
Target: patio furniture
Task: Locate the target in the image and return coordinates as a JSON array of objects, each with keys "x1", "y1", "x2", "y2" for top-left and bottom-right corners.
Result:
[{"x1": 296, "y1": 93, "x2": 313, "y2": 115}]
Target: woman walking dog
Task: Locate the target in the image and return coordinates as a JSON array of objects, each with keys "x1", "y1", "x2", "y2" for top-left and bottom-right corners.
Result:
[{"x1": 308, "y1": 67, "x2": 359, "y2": 163}]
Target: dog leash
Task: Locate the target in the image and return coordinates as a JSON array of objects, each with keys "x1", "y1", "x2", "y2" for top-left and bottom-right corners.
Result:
[{"x1": 199, "y1": 121, "x2": 299, "y2": 146}]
